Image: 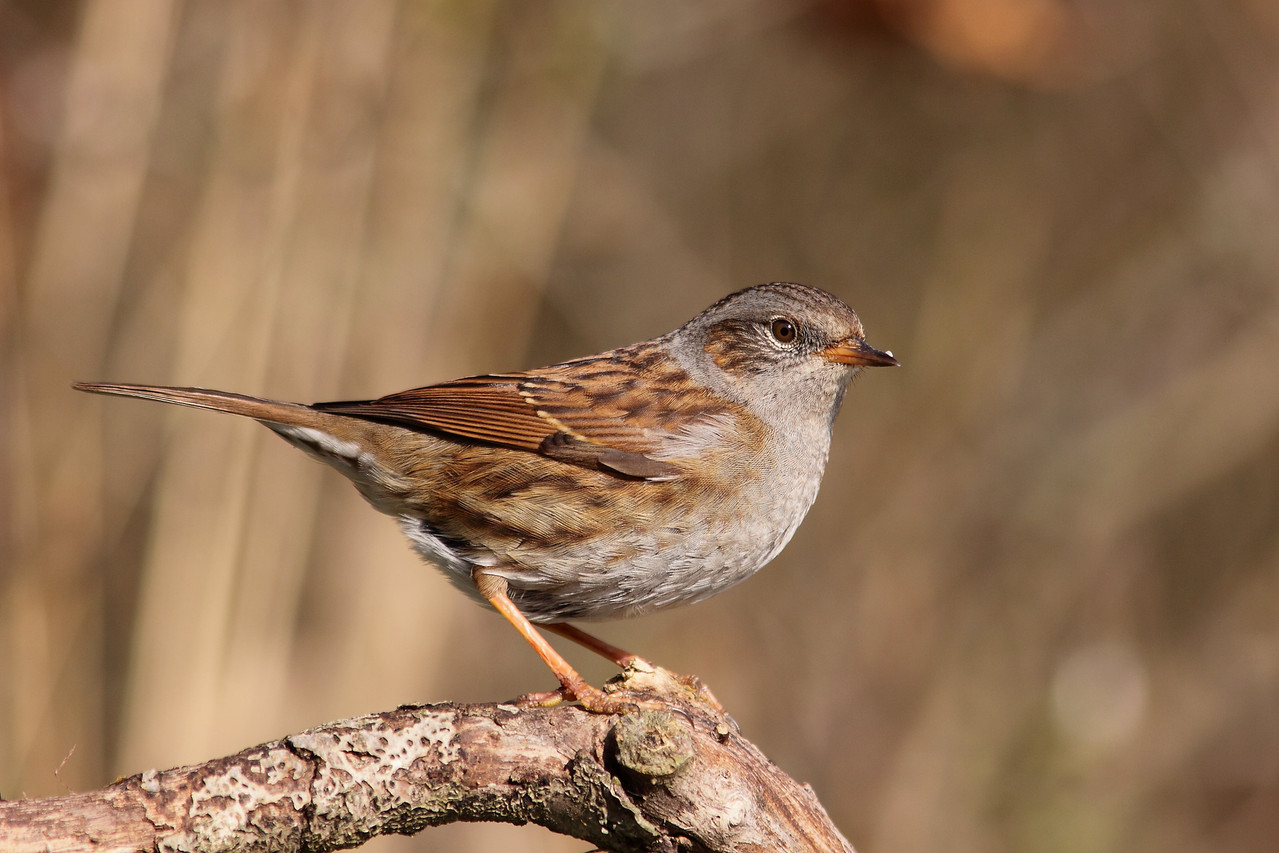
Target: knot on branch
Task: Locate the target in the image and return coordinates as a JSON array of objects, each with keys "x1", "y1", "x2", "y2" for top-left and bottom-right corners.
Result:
[{"x1": 611, "y1": 711, "x2": 695, "y2": 779}]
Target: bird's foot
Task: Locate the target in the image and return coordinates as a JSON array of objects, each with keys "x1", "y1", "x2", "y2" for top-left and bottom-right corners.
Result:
[
  {"x1": 511, "y1": 663, "x2": 731, "y2": 720},
  {"x1": 512, "y1": 680, "x2": 642, "y2": 714},
  {"x1": 609, "y1": 659, "x2": 729, "y2": 717}
]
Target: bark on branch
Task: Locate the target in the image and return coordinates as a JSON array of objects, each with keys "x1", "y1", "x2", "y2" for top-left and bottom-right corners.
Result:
[{"x1": 0, "y1": 668, "x2": 853, "y2": 852}]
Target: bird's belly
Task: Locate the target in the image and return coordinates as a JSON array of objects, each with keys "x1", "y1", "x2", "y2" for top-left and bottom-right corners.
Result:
[{"x1": 399, "y1": 467, "x2": 817, "y2": 623}]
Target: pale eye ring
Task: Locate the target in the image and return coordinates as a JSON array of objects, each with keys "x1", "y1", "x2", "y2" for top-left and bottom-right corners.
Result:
[{"x1": 770, "y1": 317, "x2": 798, "y2": 344}]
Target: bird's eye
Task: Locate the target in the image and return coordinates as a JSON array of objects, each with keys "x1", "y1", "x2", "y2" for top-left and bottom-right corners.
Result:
[{"x1": 770, "y1": 318, "x2": 798, "y2": 344}]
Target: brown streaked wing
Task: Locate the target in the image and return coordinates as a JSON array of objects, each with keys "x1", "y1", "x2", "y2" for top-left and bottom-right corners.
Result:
[
  {"x1": 312, "y1": 375, "x2": 553, "y2": 452},
  {"x1": 518, "y1": 343, "x2": 733, "y2": 452},
  {"x1": 309, "y1": 344, "x2": 728, "y2": 476}
]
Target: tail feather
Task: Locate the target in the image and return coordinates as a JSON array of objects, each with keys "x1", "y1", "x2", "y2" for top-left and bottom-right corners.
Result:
[
  {"x1": 72, "y1": 382, "x2": 320, "y2": 428},
  {"x1": 73, "y1": 381, "x2": 420, "y2": 515}
]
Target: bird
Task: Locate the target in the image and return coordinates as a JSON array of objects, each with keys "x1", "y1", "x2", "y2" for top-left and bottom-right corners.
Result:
[{"x1": 74, "y1": 282, "x2": 897, "y2": 713}]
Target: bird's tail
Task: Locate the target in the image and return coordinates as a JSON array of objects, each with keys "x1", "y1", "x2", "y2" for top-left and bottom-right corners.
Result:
[{"x1": 72, "y1": 382, "x2": 323, "y2": 427}]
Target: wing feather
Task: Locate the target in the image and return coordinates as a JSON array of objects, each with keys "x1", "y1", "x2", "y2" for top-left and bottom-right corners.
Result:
[{"x1": 310, "y1": 343, "x2": 740, "y2": 481}]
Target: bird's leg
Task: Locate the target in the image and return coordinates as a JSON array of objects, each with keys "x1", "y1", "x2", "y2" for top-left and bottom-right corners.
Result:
[
  {"x1": 544, "y1": 622, "x2": 645, "y2": 668},
  {"x1": 546, "y1": 622, "x2": 726, "y2": 714},
  {"x1": 471, "y1": 568, "x2": 636, "y2": 714}
]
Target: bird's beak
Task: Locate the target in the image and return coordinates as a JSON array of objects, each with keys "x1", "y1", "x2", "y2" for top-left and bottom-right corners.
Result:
[{"x1": 821, "y1": 338, "x2": 900, "y2": 368}]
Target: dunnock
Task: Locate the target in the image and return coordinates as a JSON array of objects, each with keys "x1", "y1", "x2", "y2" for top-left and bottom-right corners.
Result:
[{"x1": 75, "y1": 282, "x2": 897, "y2": 712}]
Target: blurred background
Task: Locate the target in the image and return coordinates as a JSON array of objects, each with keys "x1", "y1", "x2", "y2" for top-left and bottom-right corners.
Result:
[{"x1": 3, "y1": 1, "x2": 1278, "y2": 850}]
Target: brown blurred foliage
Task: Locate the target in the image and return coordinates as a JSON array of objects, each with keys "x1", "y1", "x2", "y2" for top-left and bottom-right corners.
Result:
[{"x1": 3, "y1": 1, "x2": 1278, "y2": 851}]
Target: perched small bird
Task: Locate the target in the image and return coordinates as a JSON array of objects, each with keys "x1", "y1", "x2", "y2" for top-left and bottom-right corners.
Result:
[{"x1": 75, "y1": 282, "x2": 897, "y2": 712}]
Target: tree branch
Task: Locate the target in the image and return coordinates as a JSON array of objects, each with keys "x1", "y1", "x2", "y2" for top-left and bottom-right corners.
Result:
[{"x1": 0, "y1": 668, "x2": 853, "y2": 853}]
